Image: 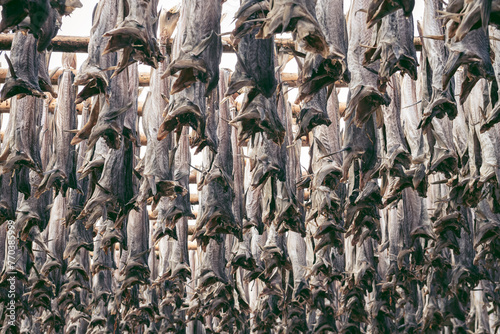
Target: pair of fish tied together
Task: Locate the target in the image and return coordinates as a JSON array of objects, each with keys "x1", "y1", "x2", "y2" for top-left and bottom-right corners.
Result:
[{"x1": 1, "y1": 0, "x2": 500, "y2": 333}]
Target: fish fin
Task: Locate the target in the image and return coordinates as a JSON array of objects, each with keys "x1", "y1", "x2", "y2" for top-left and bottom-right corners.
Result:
[
  {"x1": 481, "y1": 0, "x2": 491, "y2": 33},
  {"x1": 4, "y1": 54, "x2": 17, "y2": 79},
  {"x1": 49, "y1": 66, "x2": 60, "y2": 80},
  {"x1": 161, "y1": 93, "x2": 169, "y2": 104}
]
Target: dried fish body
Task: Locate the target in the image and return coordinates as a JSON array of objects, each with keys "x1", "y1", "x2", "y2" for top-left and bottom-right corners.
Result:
[
  {"x1": 103, "y1": 0, "x2": 163, "y2": 75},
  {"x1": 137, "y1": 59, "x2": 186, "y2": 209},
  {"x1": 343, "y1": 112, "x2": 382, "y2": 247},
  {"x1": 163, "y1": 0, "x2": 222, "y2": 95},
  {"x1": 87, "y1": 57, "x2": 133, "y2": 150},
  {"x1": 231, "y1": 0, "x2": 269, "y2": 43},
  {"x1": 195, "y1": 76, "x2": 241, "y2": 248},
  {"x1": 136, "y1": 55, "x2": 182, "y2": 238},
  {"x1": 419, "y1": 0, "x2": 458, "y2": 129},
  {"x1": 37, "y1": 51, "x2": 58, "y2": 98},
  {"x1": 378, "y1": 76, "x2": 412, "y2": 206},
  {"x1": 228, "y1": 13, "x2": 285, "y2": 146},
  {"x1": 158, "y1": 82, "x2": 215, "y2": 154},
  {"x1": 74, "y1": 0, "x2": 118, "y2": 104},
  {"x1": 0, "y1": 32, "x2": 44, "y2": 101},
  {"x1": 464, "y1": 79, "x2": 500, "y2": 187},
  {"x1": 230, "y1": 83, "x2": 247, "y2": 232},
  {"x1": 253, "y1": 224, "x2": 289, "y2": 330},
  {"x1": 118, "y1": 204, "x2": 150, "y2": 294},
  {"x1": 339, "y1": 238, "x2": 374, "y2": 332},
  {"x1": 299, "y1": 0, "x2": 351, "y2": 98},
  {"x1": 450, "y1": 72, "x2": 469, "y2": 173},
  {"x1": 78, "y1": 135, "x2": 133, "y2": 229},
  {"x1": 37, "y1": 53, "x2": 78, "y2": 197},
  {"x1": 296, "y1": 0, "x2": 349, "y2": 104},
  {"x1": 250, "y1": 132, "x2": 284, "y2": 191},
  {"x1": 65, "y1": 100, "x2": 91, "y2": 227},
  {"x1": 123, "y1": 63, "x2": 140, "y2": 144},
  {"x1": 426, "y1": 116, "x2": 459, "y2": 177},
  {"x1": 296, "y1": 87, "x2": 331, "y2": 144},
  {"x1": 481, "y1": 27, "x2": 500, "y2": 132},
  {"x1": 230, "y1": 87, "x2": 285, "y2": 147},
  {"x1": 42, "y1": 194, "x2": 68, "y2": 302},
  {"x1": 155, "y1": 128, "x2": 193, "y2": 239},
  {"x1": 226, "y1": 25, "x2": 276, "y2": 99},
  {"x1": 0, "y1": 0, "x2": 29, "y2": 33},
  {"x1": 88, "y1": 221, "x2": 116, "y2": 333},
  {"x1": 0, "y1": 96, "x2": 43, "y2": 196},
  {"x1": 50, "y1": 0, "x2": 83, "y2": 16},
  {"x1": 0, "y1": 129, "x2": 17, "y2": 223},
  {"x1": 259, "y1": 0, "x2": 328, "y2": 56},
  {"x1": 342, "y1": 114, "x2": 379, "y2": 188},
  {"x1": 444, "y1": 0, "x2": 500, "y2": 41},
  {"x1": 14, "y1": 170, "x2": 51, "y2": 242},
  {"x1": 0, "y1": 172, "x2": 16, "y2": 224},
  {"x1": 244, "y1": 144, "x2": 264, "y2": 235},
  {"x1": 64, "y1": 217, "x2": 93, "y2": 263},
  {"x1": 443, "y1": 24, "x2": 494, "y2": 105},
  {"x1": 194, "y1": 176, "x2": 239, "y2": 248},
  {"x1": 366, "y1": 0, "x2": 415, "y2": 27},
  {"x1": 37, "y1": 6, "x2": 61, "y2": 52},
  {"x1": 401, "y1": 75, "x2": 428, "y2": 195},
  {"x1": 344, "y1": 0, "x2": 390, "y2": 127},
  {"x1": 364, "y1": 9, "x2": 418, "y2": 87}
]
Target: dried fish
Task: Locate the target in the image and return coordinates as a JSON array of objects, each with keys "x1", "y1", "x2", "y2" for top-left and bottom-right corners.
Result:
[
  {"x1": 364, "y1": 9, "x2": 418, "y2": 87},
  {"x1": 296, "y1": 0, "x2": 350, "y2": 103},
  {"x1": 295, "y1": 87, "x2": 331, "y2": 142},
  {"x1": 378, "y1": 76, "x2": 411, "y2": 206},
  {"x1": 74, "y1": 0, "x2": 118, "y2": 104},
  {"x1": 162, "y1": 0, "x2": 222, "y2": 95},
  {"x1": 342, "y1": 113, "x2": 379, "y2": 189},
  {"x1": 158, "y1": 83, "x2": 214, "y2": 153},
  {"x1": 155, "y1": 128, "x2": 194, "y2": 240},
  {"x1": 37, "y1": 51, "x2": 58, "y2": 98},
  {"x1": 418, "y1": 0, "x2": 458, "y2": 129},
  {"x1": 0, "y1": 32, "x2": 45, "y2": 101},
  {"x1": 344, "y1": 0, "x2": 390, "y2": 127},
  {"x1": 443, "y1": 0, "x2": 500, "y2": 41},
  {"x1": 259, "y1": 0, "x2": 328, "y2": 56},
  {"x1": 443, "y1": 24, "x2": 494, "y2": 105},
  {"x1": 227, "y1": 25, "x2": 276, "y2": 99},
  {"x1": 0, "y1": 96, "x2": 43, "y2": 197},
  {"x1": 481, "y1": 27, "x2": 500, "y2": 132},
  {"x1": 401, "y1": 75, "x2": 428, "y2": 196},
  {"x1": 37, "y1": 53, "x2": 78, "y2": 197},
  {"x1": 103, "y1": 0, "x2": 163, "y2": 75},
  {"x1": 194, "y1": 71, "x2": 241, "y2": 248},
  {"x1": 50, "y1": 0, "x2": 83, "y2": 16},
  {"x1": 0, "y1": 0, "x2": 29, "y2": 33},
  {"x1": 86, "y1": 62, "x2": 132, "y2": 150},
  {"x1": 37, "y1": 6, "x2": 61, "y2": 52},
  {"x1": 366, "y1": 0, "x2": 415, "y2": 27},
  {"x1": 272, "y1": 86, "x2": 304, "y2": 236},
  {"x1": 231, "y1": 0, "x2": 269, "y2": 43}
]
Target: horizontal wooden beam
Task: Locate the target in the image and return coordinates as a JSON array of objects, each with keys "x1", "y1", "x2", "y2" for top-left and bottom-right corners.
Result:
[
  {"x1": 0, "y1": 68, "x2": 150, "y2": 86},
  {"x1": 0, "y1": 34, "x2": 423, "y2": 54},
  {"x1": 0, "y1": 68, "x2": 305, "y2": 88}
]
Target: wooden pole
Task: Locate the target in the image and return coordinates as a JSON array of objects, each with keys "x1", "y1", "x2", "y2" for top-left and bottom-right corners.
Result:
[
  {"x1": 0, "y1": 34, "x2": 423, "y2": 53},
  {"x1": 0, "y1": 68, "x2": 312, "y2": 88}
]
